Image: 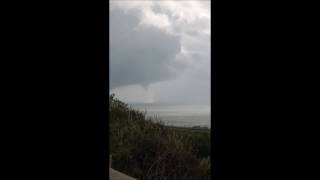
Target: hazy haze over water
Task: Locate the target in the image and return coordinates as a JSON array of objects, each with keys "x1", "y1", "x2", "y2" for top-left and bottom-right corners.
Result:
[{"x1": 130, "y1": 103, "x2": 211, "y2": 128}]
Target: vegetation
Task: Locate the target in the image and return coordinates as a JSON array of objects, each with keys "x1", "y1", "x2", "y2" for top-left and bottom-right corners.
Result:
[{"x1": 109, "y1": 94, "x2": 210, "y2": 180}]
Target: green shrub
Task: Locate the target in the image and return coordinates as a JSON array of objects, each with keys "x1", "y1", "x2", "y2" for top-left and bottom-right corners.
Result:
[{"x1": 109, "y1": 94, "x2": 210, "y2": 180}]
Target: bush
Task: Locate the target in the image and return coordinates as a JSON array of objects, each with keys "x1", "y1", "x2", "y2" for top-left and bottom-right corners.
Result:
[{"x1": 109, "y1": 94, "x2": 210, "y2": 180}]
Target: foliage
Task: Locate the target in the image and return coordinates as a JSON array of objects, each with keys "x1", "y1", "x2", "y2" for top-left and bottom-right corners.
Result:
[{"x1": 109, "y1": 94, "x2": 210, "y2": 180}]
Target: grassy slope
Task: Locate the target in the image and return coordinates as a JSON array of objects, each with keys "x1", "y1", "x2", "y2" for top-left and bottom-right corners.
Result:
[{"x1": 109, "y1": 95, "x2": 210, "y2": 180}]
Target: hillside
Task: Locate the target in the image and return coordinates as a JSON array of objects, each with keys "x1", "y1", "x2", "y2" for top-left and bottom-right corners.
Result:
[{"x1": 109, "y1": 94, "x2": 210, "y2": 180}]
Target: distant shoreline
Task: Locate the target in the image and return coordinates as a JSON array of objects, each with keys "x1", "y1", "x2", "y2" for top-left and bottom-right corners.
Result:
[
  {"x1": 130, "y1": 103, "x2": 211, "y2": 128},
  {"x1": 166, "y1": 125, "x2": 211, "y2": 131}
]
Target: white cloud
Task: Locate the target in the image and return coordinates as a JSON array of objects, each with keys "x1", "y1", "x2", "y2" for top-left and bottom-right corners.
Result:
[
  {"x1": 110, "y1": 0, "x2": 211, "y2": 104},
  {"x1": 138, "y1": 8, "x2": 171, "y2": 31},
  {"x1": 110, "y1": 85, "x2": 155, "y2": 103}
]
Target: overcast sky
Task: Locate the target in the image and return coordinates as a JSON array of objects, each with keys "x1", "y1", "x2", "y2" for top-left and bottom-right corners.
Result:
[{"x1": 110, "y1": 0, "x2": 210, "y2": 105}]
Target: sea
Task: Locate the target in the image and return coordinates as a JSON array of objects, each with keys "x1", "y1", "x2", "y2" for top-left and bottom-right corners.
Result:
[{"x1": 129, "y1": 103, "x2": 211, "y2": 128}]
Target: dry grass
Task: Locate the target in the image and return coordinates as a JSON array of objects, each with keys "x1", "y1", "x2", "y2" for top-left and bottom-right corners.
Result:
[{"x1": 109, "y1": 94, "x2": 210, "y2": 180}]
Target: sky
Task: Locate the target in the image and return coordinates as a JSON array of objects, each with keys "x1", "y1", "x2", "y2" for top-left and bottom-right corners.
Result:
[{"x1": 110, "y1": 0, "x2": 211, "y2": 105}]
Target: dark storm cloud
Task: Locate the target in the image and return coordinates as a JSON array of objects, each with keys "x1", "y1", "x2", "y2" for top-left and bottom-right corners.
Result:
[{"x1": 110, "y1": 7, "x2": 181, "y2": 89}]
